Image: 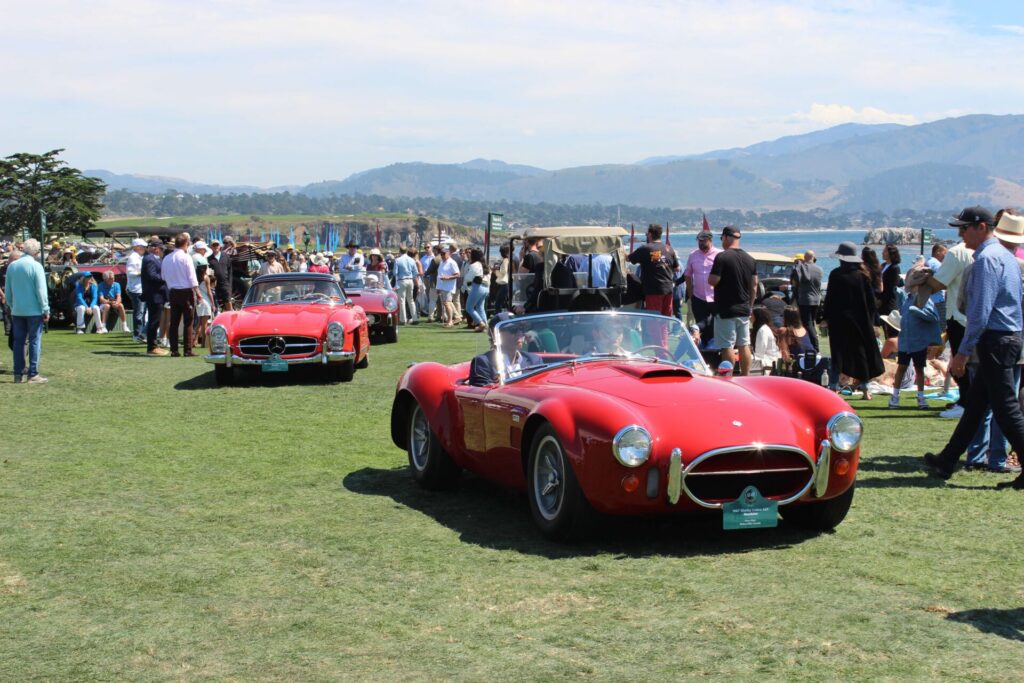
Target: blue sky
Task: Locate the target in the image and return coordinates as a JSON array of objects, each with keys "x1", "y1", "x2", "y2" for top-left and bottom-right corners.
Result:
[{"x1": 2, "y1": 0, "x2": 1023, "y2": 186}]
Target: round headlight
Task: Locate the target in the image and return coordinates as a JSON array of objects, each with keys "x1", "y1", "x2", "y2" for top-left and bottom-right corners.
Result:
[
  {"x1": 827, "y1": 412, "x2": 863, "y2": 452},
  {"x1": 612, "y1": 425, "x2": 652, "y2": 467},
  {"x1": 383, "y1": 295, "x2": 399, "y2": 312},
  {"x1": 327, "y1": 322, "x2": 344, "y2": 342},
  {"x1": 211, "y1": 325, "x2": 227, "y2": 343}
]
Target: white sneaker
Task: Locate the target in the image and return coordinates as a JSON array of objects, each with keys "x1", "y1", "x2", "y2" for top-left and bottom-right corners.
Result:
[
  {"x1": 26, "y1": 375, "x2": 48, "y2": 384},
  {"x1": 97, "y1": 328, "x2": 108, "y2": 335},
  {"x1": 158, "y1": 338, "x2": 170, "y2": 348},
  {"x1": 76, "y1": 328, "x2": 85, "y2": 335},
  {"x1": 940, "y1": 405, "x2": 964, "y2": 419}
]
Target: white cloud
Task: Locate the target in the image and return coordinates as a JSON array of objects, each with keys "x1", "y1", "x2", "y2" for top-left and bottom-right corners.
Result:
[
  {"x1": 994, "y1": 24, "x2": 1024, "y2": 35},
  {"x1": 790, "y1": 104, "x2": 919, "y2": 126}
]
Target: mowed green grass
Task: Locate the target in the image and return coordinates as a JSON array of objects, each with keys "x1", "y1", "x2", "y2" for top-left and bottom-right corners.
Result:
[
  {"x1": 97, "y1": 213, "x2": 415, "y2": 229},
  {"x1": 1, "y1": 326, "x2": 1023, "y2": 681}
]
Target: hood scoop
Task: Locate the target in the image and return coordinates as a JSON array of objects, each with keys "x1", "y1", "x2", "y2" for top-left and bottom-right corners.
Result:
[{"x1": 614, "y1": 364, "x2": 693, "y2": 381}]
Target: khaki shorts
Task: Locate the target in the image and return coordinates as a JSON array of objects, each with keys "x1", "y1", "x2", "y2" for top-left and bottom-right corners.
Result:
[
  {"x1": 438, "y1": 290, "x2": 454, "y2": 303},
  {"x1": 714, "y1": 315, "x2": 751, "y2": 348}
]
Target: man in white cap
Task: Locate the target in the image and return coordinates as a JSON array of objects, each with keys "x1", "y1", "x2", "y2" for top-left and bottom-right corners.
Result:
[{"x1": 126, "y1": 238, "x2": 148, "y2": 341}]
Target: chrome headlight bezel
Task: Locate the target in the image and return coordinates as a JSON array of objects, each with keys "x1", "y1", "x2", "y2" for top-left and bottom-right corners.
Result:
[
  {"x1": 326, "y1": 322, "x2": 345, "y2": 351},
  {"x1": 210, "y1": 324, "x2": 228, "y2": 353},
  {"x1": 612, "y1": 425, "x2": 652, "y2": 468},
  {"x1": 382, "y1": 295, "x2": 399, "y2": 312},
  {"x1": 826, "y1": 412, "x2": 863, "y2": 453}
]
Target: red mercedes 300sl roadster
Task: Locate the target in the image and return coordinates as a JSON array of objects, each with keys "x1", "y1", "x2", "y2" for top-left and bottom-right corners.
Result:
[
  {"x1": 391, "y1": 310, "x2": 862, "y2": 539},
  {"x1": 205, "y1": 273, "x2": 370, "y2": 385}
]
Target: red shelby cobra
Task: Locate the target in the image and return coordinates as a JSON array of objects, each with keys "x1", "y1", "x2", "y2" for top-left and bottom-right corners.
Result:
[
  {"x1": 391, "y1": 311, "x2": 862, "y2": 539},
  {"x1": 205, "y1": 273, "x2": 370, "y2": 385}
]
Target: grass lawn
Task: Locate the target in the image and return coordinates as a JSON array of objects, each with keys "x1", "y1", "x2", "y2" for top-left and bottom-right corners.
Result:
[{"x1": 1, "y1": 326, "x2": 1023, "y2": 680}]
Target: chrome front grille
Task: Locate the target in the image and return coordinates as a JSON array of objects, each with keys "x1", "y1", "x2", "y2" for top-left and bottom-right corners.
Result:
[
  {"x1": 238, "y1": 335, "x2": 318, "y2": 358},
  {"x1": 680, "y1": 445, "x2": 815, "y2": 508}
]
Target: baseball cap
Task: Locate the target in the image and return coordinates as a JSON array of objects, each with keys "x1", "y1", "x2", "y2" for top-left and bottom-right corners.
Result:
[
  {"x1": 697, "y1": 230, "x2": 712, "y2": 240},
  {"x1": 131, "y1": 238, "x2": 147, "y2": 248},
  {"x1": 721, "y1": 226, "x2": 741, "y2": 239},
  {"x1": 148, "y1": 238, "x2": 164, "y2": 248},
  {"x1": 949, "y1": 206, "x2": 994, "y2": 227}
]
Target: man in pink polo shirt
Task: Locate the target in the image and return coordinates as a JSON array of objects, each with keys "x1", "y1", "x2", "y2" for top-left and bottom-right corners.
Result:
[{"x1": 683, "y1": 229, "x2": 720, "y2": 346}]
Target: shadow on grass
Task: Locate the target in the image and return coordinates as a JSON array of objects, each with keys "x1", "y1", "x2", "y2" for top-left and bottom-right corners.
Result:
[
  {"x1": 173, "y1": 366, "x2": 338, "y2": 390},
  {"x1": 857, "y1": 455, "x2": 1014, "y2": 490},
  {"x1": 947, "y1": 608, "x2": 1024, "y2": 642},
  {"x1": 343, "y1": 466, "x2": 824, "y2": 558},
  {"x1": 91, "y1": 350, "x2": 151, "y2": 357}
]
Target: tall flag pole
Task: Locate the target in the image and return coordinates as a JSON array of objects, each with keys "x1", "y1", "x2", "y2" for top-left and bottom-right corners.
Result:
[
  {"x1": 629, "y1": 223, "x2": 635, "y2": 252},
  {"x1": 375, "y1": 221, "x2": 381, "y2": 248},
  {"x1": 665, "y1": 221, "x2": 671, "y2": 246}
]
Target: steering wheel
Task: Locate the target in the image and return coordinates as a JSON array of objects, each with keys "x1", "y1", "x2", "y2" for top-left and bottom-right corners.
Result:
[
  {"x1": 634, "y1": 345, "x2": 674, "y2": 361},
  {"x1": 301, "y1": 292, "x2": 332, "y2": 301}
]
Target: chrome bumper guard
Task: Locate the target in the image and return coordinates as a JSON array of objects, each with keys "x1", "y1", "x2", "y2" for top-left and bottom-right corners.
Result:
[
  {"x1": 205, "y1": 350, "x2": 355, "y2": 367},
  {"x1": 666, "y1": 441, "x2": 833, "y2": 509}
]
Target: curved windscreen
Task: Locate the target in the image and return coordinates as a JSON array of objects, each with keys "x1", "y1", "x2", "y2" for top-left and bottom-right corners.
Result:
[
  {"x1": 493, "y1": 311, "x2": 710, "y2": 380},
  {"x1": 340, "y1": 271, "x2": 394, "y2": 292},
  {"x1": 245, "y1": 279, "x2": 344, "y2": 305}
]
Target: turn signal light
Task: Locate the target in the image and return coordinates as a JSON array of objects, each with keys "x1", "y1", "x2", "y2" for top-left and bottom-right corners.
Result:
[
  {"x1": 621, "y1": 474, "x2": 640, "y2": 493},
  {"x1": 835, "y1": 458, "x2": 850, "y2": 476}
]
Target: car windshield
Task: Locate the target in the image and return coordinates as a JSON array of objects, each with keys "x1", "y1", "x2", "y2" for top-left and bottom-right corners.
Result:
[
  {"x1": 493, "y1": 311, "x2": 710, "y2": 380},
  {"x1": 758, "y1": 262, "x2": 792, "y2": 278},
  {"x1": 340, "y1": 271, "x2": 393, "y2": 292},
  {"x1": 245, "y1": 279, "x2": 344, "y2": 305}
]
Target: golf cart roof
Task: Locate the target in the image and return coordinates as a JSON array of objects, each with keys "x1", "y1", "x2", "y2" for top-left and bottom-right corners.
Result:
[
  {"x1": 747, "y1": 251, "x2": 794, "y2": 265},
  {"x1": 519, "y1": 226, "x2": 629, "y2": 240}
]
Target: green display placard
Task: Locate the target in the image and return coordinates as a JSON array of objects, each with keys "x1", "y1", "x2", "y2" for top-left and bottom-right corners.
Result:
[
  {"x1": 723, "y1": 486, "x2": 779, "y2": 530},
  {"x1": 261, "y1": 354, "x2": 289, "y2": 373}
]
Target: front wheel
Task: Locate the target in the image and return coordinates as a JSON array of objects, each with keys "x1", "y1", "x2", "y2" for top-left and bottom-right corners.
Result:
[
  {"x1": 329, "y1": 360, "x2": 355, "y2": 382},
  {"x1": 383, "y1": 326, "x2": 398, "y2": 344},
  {"x1": 407, "y1": 402, "x2": 460, "y2": 489},
  {"x1": 780, "y1": 483, "x2": 855, "y2": 531},
  {"x1": 526, "y1": 424, "x2": 593, "y2": 540},
  {"x1": 214, "y1": 365, "x2": 234, "y2": 386}
]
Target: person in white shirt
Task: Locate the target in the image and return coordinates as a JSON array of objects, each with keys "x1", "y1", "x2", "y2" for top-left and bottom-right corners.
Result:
[
  {"x1": 436, "y1": 247, "x2": 461, "y2": 327},
  {"x1": 258, "y1": 252, "x2": 285, "y2": 276},
  {"x1": 339, "y1": 242, "x2": 365, "y2": 271},
  {"x1": 751, "y1": 307, "x2": 781, "y2": 374},
  {"x1": 160, "y1": 232, "x2": 201, "y2": 357},
  {"x1": 927, "y1": 238, "x2": 975, "y2": 418},
  {"x1": 125, "y1": 238, "x2": 147, "y2": 342}
]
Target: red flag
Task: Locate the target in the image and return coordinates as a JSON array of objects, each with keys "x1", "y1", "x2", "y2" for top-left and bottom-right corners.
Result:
[{"x1": 702, "y1": 213, "x2": 710, "y2": 233}]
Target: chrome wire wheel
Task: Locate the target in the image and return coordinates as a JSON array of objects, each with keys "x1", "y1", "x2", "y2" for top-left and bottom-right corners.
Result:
[
  {"x1": 409, "y1": 405, "x2": 430, "y2": 472},
  {"x1": 533, "y1": 435, "x2": 565, "y2": 521}
]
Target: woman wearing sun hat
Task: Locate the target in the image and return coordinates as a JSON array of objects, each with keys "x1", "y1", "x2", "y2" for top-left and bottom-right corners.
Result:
[{"x1": 821, "y1": 242, "x2": 885, "y2": 399}]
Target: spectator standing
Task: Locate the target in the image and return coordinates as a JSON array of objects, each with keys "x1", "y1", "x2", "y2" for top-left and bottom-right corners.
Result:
[
  {"x1": 590, "y1": 251, "x2": 612, "y2": 289},
  {"x1": 628, "y1": 224, "x2": 679, "y2": 319},
  {"x1": 493, "y1": 245, "x2": 512, "y2": 311},
  {"x1": 888, "y1": 266, "x2": 942, "y2": 409},
  {"x1": 141, "y1": 239, "x2": 169, "y2": 356},
  {"x1": 4, "y1": 238, "x2": 49, "y2": 383},
  {"x1": 451, "y1": 246, "x2": 466, "y2": 324},
  {"x1": 126, "y1": 238, "x2": 147, "y2": 341},
  {"x1": 464, "y1": 248, "x2": 489, "y2": 332},
  {"x1": 879, "y1": 244, "x2": 902, "y2": 357},
  {"x1": 73, "y1": 273, "x2": 106, "y2": 334},
  {"x1": 393, "y1": 247, "x2": 419, "y2": 325},
  {"x1": 707, "y1": 226, "x2": 757, "y2": 375},
  {"x1": 258, "y1": 252, "x2": 284, "y2": 276},
  {"x1": 368, "y1": 248, "x2": 388, "y2": 272},
  {"x1": 683, "y1": 230, "x2": 720, "y2": 346},
  {"x1": 98, "y1": 271, "x2": 126, "y2": 332},
  {"x1": 195, "y1": 261, "x2": 216, "y2": 347},
  {"x1": 340, "y1": 242, "x2": 365, "y2": 271},
  {"x1": 436, "y1": 246, "x2": 460, "y2": 327},
  {"x1": 924, "y1": 209, "x2": 1024, "y2": 489},
  {"x1": 308, "y1": 254, "x2": 331, "y2": 274},
  {"x1": 790, "y1": 250, "x2": 824, "y2": 351},
  {"x1": 822, "y1": 242, "x2": 885, "y2": 399},
  {"x1": 161, "y1": 233, "x2": 200, "y2": 357},
  {"x1": 208, "y1": 239, "x2": 233, "y2": 311}
]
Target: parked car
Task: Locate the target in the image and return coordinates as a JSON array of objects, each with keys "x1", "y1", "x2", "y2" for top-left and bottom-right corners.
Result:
[
  {"x1": 339, "y1": 270, "x2": 400, "y2": 343},
  {"x1": 205, "y1": 272, "x2": 370, "y2": 385},
  {"x1": 748, "y1": 251, "x2": 795, "y2": 302},
  {"x1": 390, "y1": 310, "x2": 861, "y2": 539}
]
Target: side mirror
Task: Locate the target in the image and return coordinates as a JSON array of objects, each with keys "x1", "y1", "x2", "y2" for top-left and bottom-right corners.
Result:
[{"x1": 345, "y1": 298, "x2": 354, "y2": 306}]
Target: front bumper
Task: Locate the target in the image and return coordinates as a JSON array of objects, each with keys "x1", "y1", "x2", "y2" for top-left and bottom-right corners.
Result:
[{"x1": 204, "y1": 350, "x2": 355, "y2": 367}]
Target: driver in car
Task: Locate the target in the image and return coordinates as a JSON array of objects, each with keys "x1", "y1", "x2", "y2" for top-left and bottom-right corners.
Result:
[
  {"x1": 591, "y1": 321, "x2": 630, "y2": 355},
  {"x1": 365, "y1": 274, "x2": 382, "y2": 289},
  {"x1": 468, "y1": 312, "x2": 543, "y2": 386}
]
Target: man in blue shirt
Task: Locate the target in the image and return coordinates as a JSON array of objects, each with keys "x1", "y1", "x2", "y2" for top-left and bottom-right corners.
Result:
[
  {"x1": 924, "y1": 206, "x2": 1024, "y2": 489},
  {"x1": 393, "y1": 247, "x2": 420, "y2": 325},
  {"x1": 73, "y1": 272, "x2": 107, "y2": 334},
  {"x1": 98, "y1": 271, "x2": 126, "y2": 332}
]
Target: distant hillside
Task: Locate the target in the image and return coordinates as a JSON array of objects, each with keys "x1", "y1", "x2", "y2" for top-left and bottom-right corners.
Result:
[
  {"x1": 638, "y1": 122, "x2": 905, "y2": 164},
  {"x1": 86, "y1": 169, "x2": 273, "y2": 195}
]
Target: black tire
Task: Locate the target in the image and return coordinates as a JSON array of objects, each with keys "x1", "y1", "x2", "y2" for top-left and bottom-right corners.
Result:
[
  {"x1": 213, "y1": 365, "x2": 234, "y2": 386},
  {"x1": 383, "y1": 326, "x2": 398, "y2": 344},
  {"x1": 356, "y1": 352, "x2": 369, "y2": 369},
  {"x1": 329, "y1": 360, "x2": 355, "y2": 382},
  {"x1": 781, "y1": 483, "x2": 855, "y2": 531},
  {"x1": 407, "y1": 402, "x2": 460, "y2": 489},
  {"x1": 526, "y1": 424, "x2": 593, "y2": 540}
]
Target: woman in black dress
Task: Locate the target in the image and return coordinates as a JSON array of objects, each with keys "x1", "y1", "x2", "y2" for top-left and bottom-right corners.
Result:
[
  {"x1": 823, "y1": 243, "x2": 885, "y2": 399},
  {"x1": 878, "y1": 243, "x2": 902, "y2": 357}
]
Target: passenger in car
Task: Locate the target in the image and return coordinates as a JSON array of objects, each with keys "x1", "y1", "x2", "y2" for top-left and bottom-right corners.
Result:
[{"x1": 468, "y1": 313, "x2": 544, "y2": 386}]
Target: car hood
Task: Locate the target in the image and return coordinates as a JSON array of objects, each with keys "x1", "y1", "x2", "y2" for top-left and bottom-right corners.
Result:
[
  {"x1": 346, "y1": 289, "x2": 391, "y2": 313},
  {"x1": 227, "y1": 305, "x2": 339, "y2": 338},
  {"x1": 539, "y1": 361, "x2": 811, "y2": 448}
]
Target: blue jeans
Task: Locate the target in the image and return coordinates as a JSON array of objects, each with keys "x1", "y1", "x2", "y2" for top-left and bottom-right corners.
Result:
[
  {"x1": 466, "y1": 284, "x2": 489, "y2": 325},
  {"x1": 129, "y1": 291, "x2": 145, "y2": 335},
  {"x1": 967, "y1": 365, "x2": 1021, "y2": 469},
  {"x1": 12, "y1": 315, "x2": 44, "y2": 378}
]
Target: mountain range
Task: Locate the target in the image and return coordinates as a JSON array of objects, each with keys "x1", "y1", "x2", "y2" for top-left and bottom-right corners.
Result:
[{"x1": 89, "y1": 114, "x2": 1024, "y2": 212}]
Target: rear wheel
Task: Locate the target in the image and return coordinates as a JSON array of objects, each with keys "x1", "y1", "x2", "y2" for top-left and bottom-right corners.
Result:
[
  {"x1": 781, "y1": 484, "x2": 855, "y2": 531},
  {"x1": 329, "y1": 360, "x2": 355, "y2": 382},
  {"x1": 213, "y1": 365, "x2": 234, "y2": 386},
  {"x1": 526, "y1": 424, "x2": 593, "y2": 540},
  {"x1": 407, "y1": 402, "x2": 460, "y2": 489}
]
